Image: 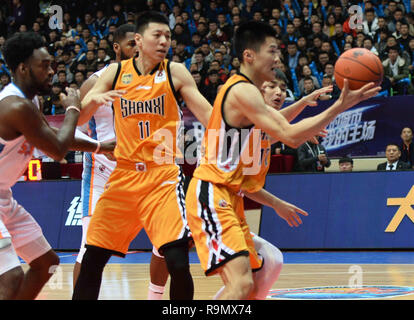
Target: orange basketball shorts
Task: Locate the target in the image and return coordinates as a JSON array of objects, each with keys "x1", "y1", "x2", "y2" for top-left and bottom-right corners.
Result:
[
  {"x1": 185, "y1": 178, "x2": 263, "y2": 276},
  {"x1": 86, "y1": 161, "x2": 190, "y2": 257}
]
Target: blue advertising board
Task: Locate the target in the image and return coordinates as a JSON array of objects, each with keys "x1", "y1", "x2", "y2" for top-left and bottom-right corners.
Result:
[
  {"x1": 260, "y1": 170, "x2": 414, "y2": 249},
  {"x1": 11, "y1": 180, "x2": 152, "y2": 250},
  {"x1": 289, "y1": 95, "x2": 414, "y2": 157}
]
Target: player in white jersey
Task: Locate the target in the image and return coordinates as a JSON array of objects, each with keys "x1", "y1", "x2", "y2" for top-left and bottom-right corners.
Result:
[{"x1": 0, "y1": 32, "x2": 121, "y2": 300}]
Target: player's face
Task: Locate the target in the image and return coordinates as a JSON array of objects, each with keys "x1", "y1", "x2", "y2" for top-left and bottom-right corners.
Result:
[
  {"x1": 137, "y1": 22, "x2": 171, "y2": 63},
  {"x1": 116, "y1": 32, "x2": 138, "y2": 60},
  {"x1": 254, "y1": 36, "x2": 279, "y2": 82},
  {"x1": 261, "y1": 79, "x2": 286, "y2": 110},
  {"x1": 28, "y1": 47, "x2": 54, "y2": 95}
]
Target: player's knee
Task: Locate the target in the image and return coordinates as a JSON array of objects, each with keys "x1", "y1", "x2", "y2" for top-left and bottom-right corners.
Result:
[
  {"x1": 163, "y1": 245, "x2": 190, "y2": 276},
  {"x1": 235, "y1": 274, "x2": 254, "y2": 299},
  {"x1": 82, "y1": 246, "x2": 112, "y2": 270},
  {"x1": 269, "y1": 247, "x2": 284, "y2": 278},
  {"x1": 30, "y1": 250, "x2": 59, "y2": 272}
]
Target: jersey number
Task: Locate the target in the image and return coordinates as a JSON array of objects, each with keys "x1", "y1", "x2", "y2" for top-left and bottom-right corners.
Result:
[{"x1": 138, "y1": 121, "x2": 151, "y2": 139}]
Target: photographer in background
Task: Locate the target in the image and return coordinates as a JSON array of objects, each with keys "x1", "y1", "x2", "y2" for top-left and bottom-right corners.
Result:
[{"x1": 297, "y1": 137, "x2": 331, "y2": 172}]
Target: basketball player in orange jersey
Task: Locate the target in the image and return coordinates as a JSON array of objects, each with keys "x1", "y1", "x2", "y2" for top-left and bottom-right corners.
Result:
[
  {"x1": 72, "y1": 11, "x2": 212, "y2": 300},
  {"x1": 185, "y1": 20, "x2": 382, "y2": 300},
  {"x1": 150, "y1": 68, "x2": 333, "y2": 300},
  {"x1": 73, "y1": 23, "x2": 170, "y2": 300}
]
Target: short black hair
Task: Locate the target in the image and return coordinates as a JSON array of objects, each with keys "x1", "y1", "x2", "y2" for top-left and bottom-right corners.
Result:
[
  {"x1": 274, "y1": 68, "x2": 288, "y2": 84},
  {"x1": 386, "y1": 143, "x2": 401, "y2": 151},
  {"x1": 339, "y1": 156, "x2": 353, "y2": 165},
  {"x1": 113, "y1": 23, "x2": 136, "y2": 43},
  {"x1": 233, "y1": 21, "x2": 276, "y2": 62},
  {"x1": 135, "y1": 10, "x2": 169, "y2": 34},
  {"x1": 3, "y1": 32, "x2": 46, "y2": 72}
]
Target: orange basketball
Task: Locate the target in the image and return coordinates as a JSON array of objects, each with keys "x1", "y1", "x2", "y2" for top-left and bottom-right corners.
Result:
[{"x1": 334, "y1": 48, "x2": 383, "y2": 90}]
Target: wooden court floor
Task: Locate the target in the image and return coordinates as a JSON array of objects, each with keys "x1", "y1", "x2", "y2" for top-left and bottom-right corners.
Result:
[{"x1": 30, "y1": 263, "x2": 414, "y2": 300}]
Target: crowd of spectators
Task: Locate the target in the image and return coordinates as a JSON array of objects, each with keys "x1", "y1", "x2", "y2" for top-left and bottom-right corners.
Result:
[
  {"x1": 0, "y1": 0, "x2": 413, "y2": 114},
  {"x1": 0, "y1": 0, "x2": 414, "y2": 113}
]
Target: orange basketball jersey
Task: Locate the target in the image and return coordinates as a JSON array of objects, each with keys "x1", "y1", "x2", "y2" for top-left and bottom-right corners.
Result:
[
  {"x1": 112, "y1": 58, "x2": 183, "y2": 164},
  {"x1": 193, "y1": 73, "x2": 271, "y2": 194}
]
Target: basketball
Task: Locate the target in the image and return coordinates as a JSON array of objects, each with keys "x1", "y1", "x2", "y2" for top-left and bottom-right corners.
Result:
[{"x1": 334, "y1": 48, "x2": 383, "y2": 90}]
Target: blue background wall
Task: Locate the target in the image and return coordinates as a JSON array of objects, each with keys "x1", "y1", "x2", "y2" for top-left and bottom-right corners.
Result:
[
  {"x1": 11, "y1": 170, "x2": 414, "y2": 250},
  {"x1": 260, "y1": 171, "x2": 414, "y2": 249},
  {"x1": 11, "y1": 180, "x2": 152, "y2": 250}
]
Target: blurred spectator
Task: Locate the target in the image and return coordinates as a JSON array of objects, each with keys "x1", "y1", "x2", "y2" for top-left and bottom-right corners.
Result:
[
  {"x1": 363, "y1": 36, "x2": 379, "y2": 56},
  {"x1": 52, "y1": 61, "x2": 74, "y2": 84},
  {"x1": 298, "y1": 65, "x2": 320, "y2": 94},
  {"x1": 382, "y1": 45, "x2": 414, "y2": 95},
  {"x1": 375, "y1": 28, "x2": 390, "y2": 58},
  {"x1": 338, "y1": 157, "x2": 354, "y2": 172},
  {"x1": 55, "y1": 70, "x2": 69, "y2": 89},
  {"x1": 319, "y1": 75, "x2": 339, "y2": 101},
  {"x1": 300, "y1": 76, "x2": 317, "y2": 98},
  {"x1": 363, "y1": 8, "x2": 379, "y2": 39},
  {"x1": 191, "y1": 70, "x2": 205, "y2": 92},
  {"x1": 322, "y1": 13, "x2": 336, "y2": 38},
  {"x1": 285, "y1": 42, "x2": 300, "y2": 70},
  {"x1": 217, "y1": 12, "x2": 232, "y2": 39},
  {"x1": 0, "y1": 72, "x2": 10, "y2": 90},
  {"x1": 207, "y1": 59, "x2": 227, "y2": 83},
  {"x1": 8, "y1": 0, "x2": 27, "y2": 34},
  {"x1": 206, "y1": 21, "x2": 228, "y2": 43},
  {"x1": 377, "y1": 143, "x2": 411, "y2": 171},
  {"x1": 74, "y1": 71, "x2": 86, "y2": 88},
  {"x1": 202, "y1": 69, "x2": 223, "y2": 105},
  {"x1": 297, "y1": 138, "x2": 331, "y2": 172},
  {"x1": 85, "y1": 50, "x2": 97, "y2": 72},
  {"x1": 387, "y1": 8, "x2": 406, "y2": 34},
  {"x1": 400, "y1": 126, "x2": 414, "y2": 168},
  {"x1": 397, "y1": 22, "x2": 412, "y2": 53}
]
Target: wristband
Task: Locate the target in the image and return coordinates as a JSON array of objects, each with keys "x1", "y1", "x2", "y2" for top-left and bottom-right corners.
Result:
[
  {"x1": 94, "y1": 141, "x2": 101, "y2": 153},
  {"x1": 66, "y1": 106, "x2": 81, "y2": 113}
]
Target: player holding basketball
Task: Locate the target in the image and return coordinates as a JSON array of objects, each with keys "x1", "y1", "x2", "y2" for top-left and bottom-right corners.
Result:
[
  {"x1": 72, "y1": 11, "x2": 212, "y2": 300},
  {"x1": 0, "y1": 32, "x2": 118, "y2": 300},
  {"x1": 185, "y1": 21, "x2": 381, "y2": 300},
  {"x1": 150, "y1": 68, "x2": 333, "y2": 300}
]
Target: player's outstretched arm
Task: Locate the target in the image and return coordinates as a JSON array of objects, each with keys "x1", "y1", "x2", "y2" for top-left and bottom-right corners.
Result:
[
  {"x1": 231, "y1": 80, "x2": 380, "y2": 148},
  {"x1": 244, "y1": 188, "x2": 308, "y2": 228},
  {"x1": 79, "y1": 63, "x2": 125, "y2": 125},
  {"x1": 279, "y1": 86, "x2": 333, "y2": 123},
  {"x1": 170, "y1": 62, "x2": 212, "y2": 127}
]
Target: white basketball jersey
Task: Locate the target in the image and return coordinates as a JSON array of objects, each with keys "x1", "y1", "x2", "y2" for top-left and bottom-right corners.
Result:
[
  {"x1": 81, "y1": 66, "x2": 116, "y2": 180},
  {"x1": 0, "y1": 83, "x2": 40, "y2": 189}
]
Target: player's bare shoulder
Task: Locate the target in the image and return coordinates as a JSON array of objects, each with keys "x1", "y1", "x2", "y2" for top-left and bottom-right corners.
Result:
[
  {"x1": 0, "y1": 95, "x2": 40, "y2": 140},
  {"x1": 169, "y1": 61, "x2": 191, "y2": 88},
  {"x1": 226, "y1": 81, "x2": 263, "y2": 109}
]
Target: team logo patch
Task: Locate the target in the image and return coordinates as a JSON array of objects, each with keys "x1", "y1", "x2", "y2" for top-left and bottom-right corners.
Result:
[
  {"x1": 121, "y1": 73, "x2": 133, "y2": 84},
  {"x1": 98, "y1": 164, "x2": 106, "y2": 173},
  {"x1": 268, "y1": 285, "x2": 414, "y2": 299},
  {"x1": 154, "y1": 70, "x2": 166, "y2": 83}
]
